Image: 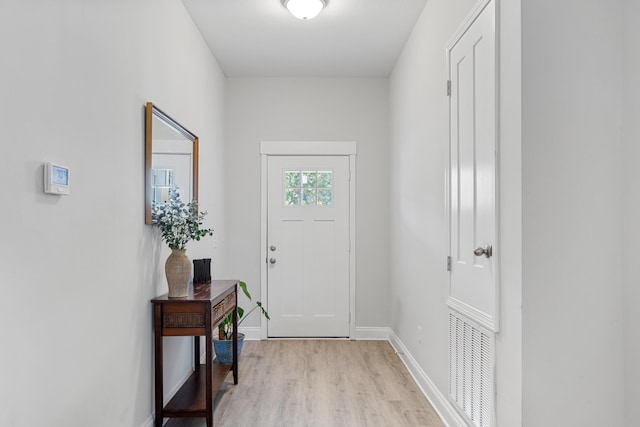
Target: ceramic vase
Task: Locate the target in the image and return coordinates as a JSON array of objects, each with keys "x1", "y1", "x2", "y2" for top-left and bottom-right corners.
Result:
[{"x1": 165, "y1": 248, "x2": 191, "y2": 298}]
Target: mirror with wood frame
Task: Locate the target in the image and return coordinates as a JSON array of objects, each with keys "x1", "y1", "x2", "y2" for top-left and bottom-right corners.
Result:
[{"x1": 145, "y1": 102, "x2": 199, "y2": 224}]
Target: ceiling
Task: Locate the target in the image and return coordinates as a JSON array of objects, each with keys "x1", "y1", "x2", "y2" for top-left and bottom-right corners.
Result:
[{"x1": 182, "y1": 0, "x2": 428, "y2": 78}]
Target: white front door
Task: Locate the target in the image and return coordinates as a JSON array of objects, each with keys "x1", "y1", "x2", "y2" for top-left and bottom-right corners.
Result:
[
  {"x1": 447, "y1": 0, "x2": 498, "y2": 331},
  {"x1": 267, "y1": 155, "x2": 350, "y2": 337}
]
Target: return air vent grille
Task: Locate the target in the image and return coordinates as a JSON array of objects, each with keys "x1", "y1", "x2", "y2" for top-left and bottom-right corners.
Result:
[{"x1": 449, "y1": 311, "x2": 494, "y2": 427}]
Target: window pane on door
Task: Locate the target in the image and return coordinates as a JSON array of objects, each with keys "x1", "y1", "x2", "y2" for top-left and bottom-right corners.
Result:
[
  {"x1": 302, "y1": 189, "x2": 317, "y2": 205},
  {"x1": 284, "y1": 170, "x2": 333, "y2": 206},
  {"x1": 318, "y1": 171, "x2": 332, "y2": 188},
  {"x1": 285, "y1": 188, "x2": 301, "y2": 205},
  {"x1": 302, "y1": 171, "x2": 317, "y2": 188},
  {"x1": 317, "y1": 189, "x2": 332, "y2": 205}
]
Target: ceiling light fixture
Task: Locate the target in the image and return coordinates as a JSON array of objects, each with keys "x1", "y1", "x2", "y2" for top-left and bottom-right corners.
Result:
[{"x1": 282, "y1": 0, "x2": 326, "y2": 20}]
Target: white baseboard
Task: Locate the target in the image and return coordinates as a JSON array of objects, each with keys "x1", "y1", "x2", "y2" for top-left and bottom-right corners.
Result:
[
  {"x1": 139, "y1": 415, "x2": 154, "y2": 427},
  {"x1": 239, "y1": 326, "x2": 391, "y2": 340},
  {"x1": 238, "y1": 326, "x2": 262, "y2": 340},
  {"x1": 140, "y1": 367, "x2": 193, "y2": 427},
  {"x1": 388, "y1": 330, "x2": 467, "y2": 427},
  {"x1": 140, "y1": 416, "x2": 169, "y2": 427},
  {"x1": 139, "y1": 415, "x2": 169, "y2": 427},
  {"x1": 354, "y1": 326, "x2": 390, "y2": 340}
]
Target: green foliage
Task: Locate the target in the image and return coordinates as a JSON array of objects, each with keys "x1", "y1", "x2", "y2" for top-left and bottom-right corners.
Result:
[
  {"x1": 151, "y1": 186, "x2": 213, "y2": 249},
  {"x1": 284, "y1": 170, "x2": 333, "y2": 206},
  {"x1": 219, "y1": 281, "x2": 270, "y2": 340}
]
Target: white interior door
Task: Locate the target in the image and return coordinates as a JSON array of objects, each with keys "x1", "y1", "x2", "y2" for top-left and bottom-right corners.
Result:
[
  {"x1": 447, "y1": 0, "x2": 498, "y2": 332},
  {"x1": 267, "y1": 155, "x2": 350, "y2": 337}
]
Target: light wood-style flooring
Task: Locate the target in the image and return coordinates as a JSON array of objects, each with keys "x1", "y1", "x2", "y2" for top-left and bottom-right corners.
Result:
[{"x1": 165, "y1": 340, "x2": 444, "y2": 427}]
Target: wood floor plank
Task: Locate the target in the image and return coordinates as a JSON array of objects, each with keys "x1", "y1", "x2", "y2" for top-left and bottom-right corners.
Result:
[{"x1": 164, "y1": 340, "x2": 444, "y2": 427}]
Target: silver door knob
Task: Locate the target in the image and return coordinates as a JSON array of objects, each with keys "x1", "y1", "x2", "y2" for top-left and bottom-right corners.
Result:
[
  {"x1": 474, "y1": 245, "x2": 493, "y2": 258},
  {"x1": 270, "y1": 245, "x2": 277, "y2": 251},
  {"x1": 269, "y1": 258, "x2": 277, "y2": 264}
]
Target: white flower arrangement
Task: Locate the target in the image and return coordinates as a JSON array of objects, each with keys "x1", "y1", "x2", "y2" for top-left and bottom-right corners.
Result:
[{"x1": 151, "y1": 186, "x2": 213, "y2": 250}]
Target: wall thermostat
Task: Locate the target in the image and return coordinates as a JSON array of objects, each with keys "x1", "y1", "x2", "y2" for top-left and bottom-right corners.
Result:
[{"x1": 44, "y1": 162, "x2": 70, "y2": 195}]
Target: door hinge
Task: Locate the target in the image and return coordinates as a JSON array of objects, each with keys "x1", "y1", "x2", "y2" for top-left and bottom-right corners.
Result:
[
  {"x1": 447, "y1": 256, "x2": 452, "y2": 271},
  {"x1": 447, "y1": 80, "x2": 451, "y2": 97},
  {"x1": 349, "y1": 312, "x2": 351, "y2": 324}
]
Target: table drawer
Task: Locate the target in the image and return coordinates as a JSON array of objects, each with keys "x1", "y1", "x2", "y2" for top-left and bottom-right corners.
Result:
[
  {"x1": 212, "y1": 292, "x2": 236, "y2": 326},
  {"x1": 162, "y1": 312, "x2": 205, "y2": 329}
]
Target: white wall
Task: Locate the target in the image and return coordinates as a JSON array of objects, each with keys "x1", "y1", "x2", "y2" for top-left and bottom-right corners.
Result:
[
  {"x1": 0, "y1": 1, "x2": 226, "y2": 426},
  {"x1": 389, "y1": 0, "x2": 474, "y2": 412},
  {"x1": 622, "y1": 0, "x2": 640, "y2": 423},
  {"x1": 224, "y1": 78, "x2": 390, "y2": 328},
  {"x1": 495, "y1": 0, "x2": 523, "y2": 424},
  {"x1": 522, "y1": 1, "x2": 626, "y2": 425},
  {"x1": 389, "y1": 0, "x2": 522, "y2": 425}
]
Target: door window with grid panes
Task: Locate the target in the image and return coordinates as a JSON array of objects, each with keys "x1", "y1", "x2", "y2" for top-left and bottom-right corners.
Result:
[{"x1": 284, "y1": 170, "x2": 333, "y2": 206}]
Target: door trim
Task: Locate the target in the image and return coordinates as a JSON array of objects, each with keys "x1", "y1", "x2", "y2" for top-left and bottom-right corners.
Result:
[
  {"x1": 445, "y1": 0, "x2": 500, "y2": 333},
  {"x1": 260, "y1": 141, "x2": 357, "y2": 339}
]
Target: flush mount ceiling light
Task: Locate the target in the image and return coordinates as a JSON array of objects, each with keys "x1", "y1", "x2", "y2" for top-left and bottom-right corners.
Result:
[{"x1": 282, "y1": 0, "x2": 326, "y2": 20}]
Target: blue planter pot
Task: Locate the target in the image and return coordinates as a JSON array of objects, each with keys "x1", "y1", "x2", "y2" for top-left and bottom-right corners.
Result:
[{"x1": 213, "y1": 333, "x2": 245, "y2": 364}]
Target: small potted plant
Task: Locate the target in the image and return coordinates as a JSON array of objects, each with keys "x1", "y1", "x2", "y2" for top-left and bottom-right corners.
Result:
[
  {"x1": 151, "y1": 186, "x2": 213, "y2": 298},
  {"x1": 213, "y1": 281, "x2": 269, "y2": 364}
]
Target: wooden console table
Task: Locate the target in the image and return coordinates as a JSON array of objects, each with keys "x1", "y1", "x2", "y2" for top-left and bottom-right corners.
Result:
[{"x1": 151, "y1": 280, "x2": 238, "y2": 427}]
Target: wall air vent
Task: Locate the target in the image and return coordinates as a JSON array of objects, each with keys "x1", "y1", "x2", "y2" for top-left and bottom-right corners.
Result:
[{"x1": 449, "y1": 310, "x2": 495, "y2": 427}]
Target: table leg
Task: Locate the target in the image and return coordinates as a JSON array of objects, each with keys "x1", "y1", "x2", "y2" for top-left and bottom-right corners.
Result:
[
  {"x1": 232, "y1": 302, "x2": 238, "y2": 385},
  {"x1": 194, "y1": 336, "x2": 200, "y2": 371},
  {"x1": 154, "y1": 305, "x2": 164, "y2": 427},
  {"x1": 205, "y1": 302, "x2": 213, "y2": 427}
]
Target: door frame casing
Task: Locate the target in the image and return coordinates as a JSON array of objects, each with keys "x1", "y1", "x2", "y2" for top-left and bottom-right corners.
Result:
[{"x1": 260, "y1": 141, "x2": 357, "y2": 339}]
